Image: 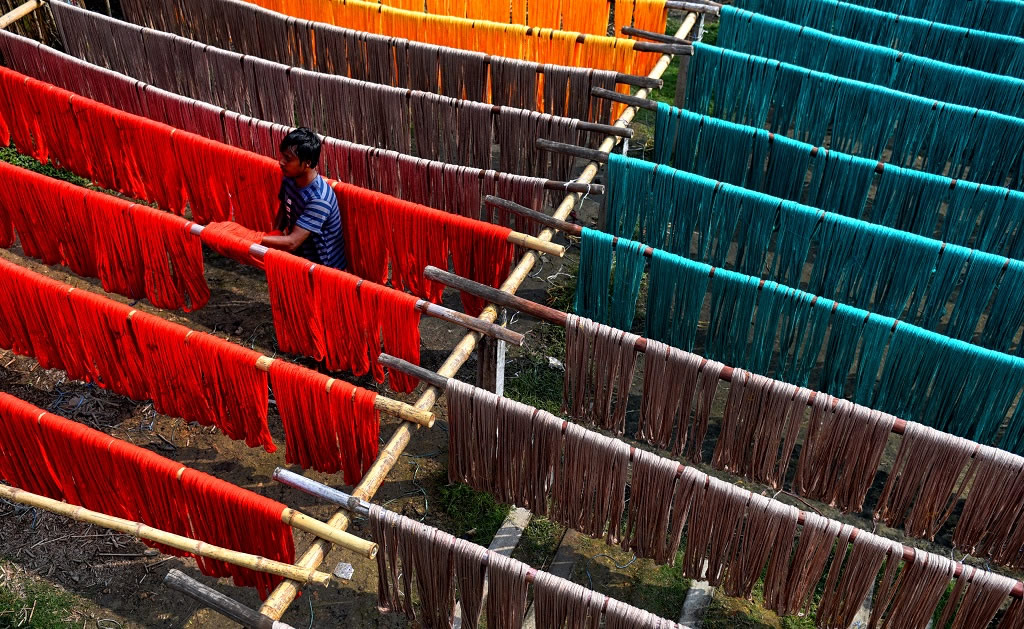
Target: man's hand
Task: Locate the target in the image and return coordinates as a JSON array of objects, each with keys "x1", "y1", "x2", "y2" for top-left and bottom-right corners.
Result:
[{"x1": 262, "y1": 227, "x2": 311, "y2": 252}]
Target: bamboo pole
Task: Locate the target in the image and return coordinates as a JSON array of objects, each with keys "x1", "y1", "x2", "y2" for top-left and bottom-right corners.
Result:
[
  {"x1": 186, "y1": 222, "x2": 524, "y2": 347},
  {"x1": 0, "y1": 0, "x2": 43, "y2": 29},
  {"x1": 258, "y1": 12, "x2": 702, "y2": 619},
  {"x1": 280, "y1": 509, "x2": 376, "y2": 558},
  {"x1": 0, "y1": 485, "x2": 336, "y2": 587}
]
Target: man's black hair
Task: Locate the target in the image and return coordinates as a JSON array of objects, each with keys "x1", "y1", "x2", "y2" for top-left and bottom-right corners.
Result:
[{"x1": 280, "y1": 128, "x2": 322, "y2": 168}]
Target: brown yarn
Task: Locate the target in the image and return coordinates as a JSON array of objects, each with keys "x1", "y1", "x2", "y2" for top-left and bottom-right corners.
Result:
[
  {"x1": 953, "y1": 445, "x2": 1024, "y2": 568},
  {"x1": 871, "y1": 550, "x2": 955, "y2": 629},
  {"x1": 453, "y1": 538, "x2": 488, "y2": 629},
  {"x1": 682, "y1": 475, "x2": 749, "y2": 586},
  {"x1": 563, "y1": 315, "x2": 640, "y2": 435},
  {"x1": 484, "y1": 554, "x2": 529, "y2": 629},
  {"x1": 532, "y1": 571, "x2": 603, "y2": 629},
  {"x1": 712, "y1": 369, "x2": 811, "y2": 489},
  {"x1": 793, "y1": 394, "x2": 895, "y2": 512},
  {"x1": 495, "y1": 396, "x2": 562, "y2": 517},
  {"x1": 446, "y1": 379, "x2": 499, "y2": 495},
  {"x1": 762, "y1": 512, "x2": 842, "y2": 616},
  {"x1": 689, "y1": 358, "x2": 727, "y2": 462},
  {"x1": 369, "y1": 504, "x2": 457, "y2": 627},
  {"x1": 999, "y1": 596, "x2": 1024, "y2": 628},
  {"x1": 621, "y1": 449, "x2": 700, "y2": 565},
  {"x1": 816, "y1": 529, "x2": 898, "y2": 629},
  {"x1": 723, "y1": 493, "x2": 800, "y2": 599},
  {"x1": 933, "y1": 565, "x2": 1016, "y2": 629},
  {"x1": 874, "y1": 422, "x2": 978, "y2": 540},
  {"x1": 551, "y1": 422, "x2": 629, "y2": 544},
  {"x1": 637, "y1": 340, "x2": 703, "y2": 454}
]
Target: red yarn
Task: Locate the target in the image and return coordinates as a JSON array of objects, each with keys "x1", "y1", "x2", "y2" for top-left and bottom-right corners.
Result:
[
  {"x1": 265, "y1": 249, "x2": 423, "y2": 393},
  {"x1": 199, "y1": 221, "x2": 266, "y2": 269},
  {"x1": 0, "y1": 161, "x2": 209, "y2": 311},
  {"x1": 0, "y1": 259, "x2": 275, "y2": 452},
  {"x1": 332, "y1": 181, "x2": 515, "y2": 315},
  {"x1": 0, "y1": 393, "x2": 295, "y2": 598},
  {"x1": 0, "y1": 66, "x2": 278, "y2": 229},
  {"x1": 268, "y1": 360, "x2": 380, "y2": 483},
  {"x1": 265, "y1": 249, "x2": 325, "y2": 361}
]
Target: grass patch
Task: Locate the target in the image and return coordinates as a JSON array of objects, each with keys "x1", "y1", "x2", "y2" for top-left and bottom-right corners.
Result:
[
  {"x1": 436, "y1": 483, "x2": 511, "y2": 547},
  {"x1": 0, "y1": 577, "x2": 81, "y2": 628},
  {"x1": 628, "y1": 550, "x2": 692, "y2": 619},
  {"x1": 511, "y1": 517, "x2": 563, "y2": 570},
  {"x1": 0, "y1": 145, "x2": 90, "y2": 187}
]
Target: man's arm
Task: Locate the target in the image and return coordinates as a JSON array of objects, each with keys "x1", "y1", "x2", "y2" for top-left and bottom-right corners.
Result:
[{"x1": 262, "y1": 227, "x2": 311, "y2": 252}]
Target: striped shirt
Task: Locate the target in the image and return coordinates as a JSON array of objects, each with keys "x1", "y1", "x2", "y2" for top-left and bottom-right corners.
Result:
[{"x1": 278, "y1": 175, "x2": 346, "y2": 269}]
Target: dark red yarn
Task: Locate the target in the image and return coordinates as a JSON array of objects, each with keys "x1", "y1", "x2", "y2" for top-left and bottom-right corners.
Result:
[
  {"x1": 0, "y1": 160, "x2": 209, "y2": 311},
  {"x1": 265, "y1": 249, "x2": 423, "y2": 393},
  {"x1": 268, "y1": 360, "x2": 380, "y2": 483},
  {"x1": 0, "y1": 392, "x2": 295, "y2": 598},
  {"x1": 334, "y1": 181, "x2": 515, "y2": 316}
]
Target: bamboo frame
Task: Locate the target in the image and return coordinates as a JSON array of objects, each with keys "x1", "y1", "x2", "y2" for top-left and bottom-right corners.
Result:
[
  {"x1": 0, "y1": 485, "x2": 336, "y2": 587},
  {"x1": 164, "y1": 569, "x2": 295, "y2": 629},
  {"x1": 258, "y1": 11, "x2": 704, "y2": 620},
  {"x1": 0, "y1": 0, "x2": 42, "y2": 29}
]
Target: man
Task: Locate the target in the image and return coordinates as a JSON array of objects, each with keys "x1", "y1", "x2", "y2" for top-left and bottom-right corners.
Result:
[{"x1": 262, "y1": 128, "x2": 347, "y2": 269}]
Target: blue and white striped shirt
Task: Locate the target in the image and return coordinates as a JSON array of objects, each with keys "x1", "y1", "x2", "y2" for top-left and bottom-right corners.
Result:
[{"x1": 278, "y1": 175, "x2": 346, "y2": 270}]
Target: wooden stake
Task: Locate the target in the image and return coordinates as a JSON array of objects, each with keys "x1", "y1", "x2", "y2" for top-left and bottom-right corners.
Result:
[
  {"x1": 0, "y1": 485, "x2": 335, "y2": 587},
  {"x1": 591, "y1": 86, "x2": 659, "y2": 112},
  {"x1": 259, "y1": 12, "x2": 703, "y2": 619},
  {"x1": 0, "y1": 0, "x2": 42, "y2": 29},
  {"x1": 485, "y1": 196, "x2": 580, "y2": 236},
  {"x1": 164, "y1": 570, "x2": 296, "y2": 629},
  {"x1": 621, "y1": 26, "x2": 692, "y2": 45}
]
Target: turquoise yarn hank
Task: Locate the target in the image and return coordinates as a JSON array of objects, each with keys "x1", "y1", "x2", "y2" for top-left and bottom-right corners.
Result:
[
  {"x1": 652, "y1": 107, "x2": 1024, "y2": 260},
  {"x1": 718, "y1": 8, "x2": 1024, "y2": 118},
  {"x1": 609, "y1": 236, "x2": 646, "y2": 332},
  {"x1": 734, "y1": 0, "x2": 1024, "y2": 77},
  {"x1": 574, "y1": 227, "x2": 614, "y2": 324},
  {"x1": 820, "y1": 0, "x2": 1024, "y2": 39},
  {"x1": 645, "y1": 249, "x2": 708, "y2": 352},
  {"x1": 683, "y1": 44, "x2": 1024, "y2": 189},
  {"x1": 605, "y1": 152, "x2": 1024, "y2": 354}
]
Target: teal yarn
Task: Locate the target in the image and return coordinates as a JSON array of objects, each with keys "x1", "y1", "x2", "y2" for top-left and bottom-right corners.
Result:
[
  {"x1": 605, "y1": 152, "x2": 1024, "y2": 353},
  {"x1": 814, "y1": 0, "x2": 1024, "y2": 39},
  {"x1": 718, "y1": 8, "x2": 1024, "y2": 118},
  {"x1": 734, "y1": 0, "x2": 1024, "y2": 77},
  {"x1": 609, "y1": 237, "x2": 646, "y2": 332},
  {"x1": 652, "y1": 107, "x2": 1024, "y2": 259},
  {"x1": 684, "y1": 44, "x2": 1024, "y2": 189},
  {"x1": 645, "y1": 250, "x2": 708, "y2": 352},
  {"x1": 980, "y1": 260, "x2": 1024, "y2": 353},
  {"x1": 574, "y1": 228, "x2": 647, "y2": 330},
  {"x1": 574, "y1": 228, "x2": 613, "y2": 323},
  {"x1": 640, "y1": 244, "x2": 1024, "y2": 450}
]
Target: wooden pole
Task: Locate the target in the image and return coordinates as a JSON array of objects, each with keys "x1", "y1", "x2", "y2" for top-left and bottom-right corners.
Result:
[
  {"x1": 258, "y1": 13, "x2": 702, "y2": 619},
  {"x1": 484, "y1": 196, "x2": 580, "y2": 235},
  {"x1": 620, "y1": 26, "x2": 691, "y2": 45},
  {"x1": 164, "y1": 570, "x2": 297, "y2": 629},
  {"x1": 536, "y1": 138, "x2": 610, "y2": 164},
  {"x1": 186, "y1": 222, "x2": 523, "y2": 347},
  {"x1": 543, "y1": 180, "x2": 605, "y2": 194},
  {"x1": 0, "y1": 0, "x2": 43, "y2": 29},
  {"x1": 591, "y1": 87, "x2": 659, "y2": 112},
  {"x1": 274, "y1": 468, "x2": 371, "y2": 517},
  {"x1": 0, "y1": 485, "x2": 336, "y2": 587}
]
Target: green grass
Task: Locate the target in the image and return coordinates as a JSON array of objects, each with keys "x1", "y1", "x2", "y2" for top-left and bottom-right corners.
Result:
[
  {"x1": 511, "y1": 517, "x2": 563, "y2": 569},
  {"x1": 627, "y1": 550, "x2": 692, "y2": 619},
  {"x1": 436, "y1": 483, "x2": 511, "y2": 547},
  {"x1": 0, "y1": 579, "x2": 81, "y2": 628},
  {"x1": 0, "y1": 145, "x2": 90, "y2": 187}
]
